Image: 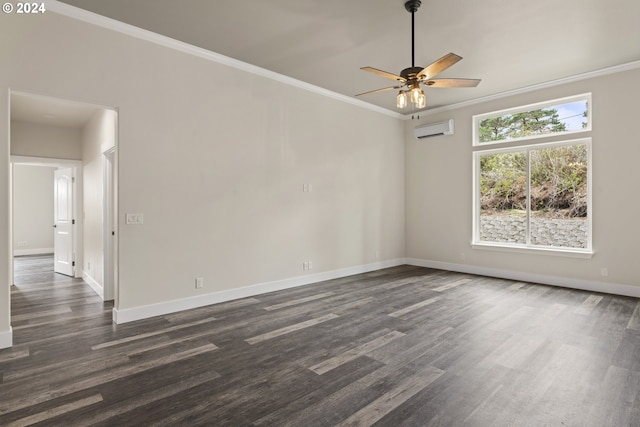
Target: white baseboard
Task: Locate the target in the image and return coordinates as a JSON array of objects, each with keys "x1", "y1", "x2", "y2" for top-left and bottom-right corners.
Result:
[
  {"x1": 405, "y1": 258, "x2": 640, "y2": 298},
  {"x1": 0, "y1": 327, "x2": 13, "y2": 349},
  {"x1": 113, "y1": 258, "x2": 405, "y2": 324},
  {"x1": 13, "y1": 248, "x2": 53, "y2": 256},
  {"x1": 110, "y1": 255, "x2": 640, "y2": 325},
  {"x1": 83, "y1": 271, "x2": 104, "y2": 300},
  {"x1": 4, "y1": 257, "x2": 635, "y2": 349}
]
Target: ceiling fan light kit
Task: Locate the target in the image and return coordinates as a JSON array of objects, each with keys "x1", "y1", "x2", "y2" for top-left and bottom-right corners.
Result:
[{"x1": 357, "y1": 0, "x2": 480, "y2": 111}]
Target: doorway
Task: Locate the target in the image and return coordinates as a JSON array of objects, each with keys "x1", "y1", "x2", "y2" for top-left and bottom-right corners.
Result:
[
  {"x1": 9, "y1": 91, "x2": 118, "y2": 314},
  {"x1": 12, "y1": 158, "x2": 82, "y2": 281}
]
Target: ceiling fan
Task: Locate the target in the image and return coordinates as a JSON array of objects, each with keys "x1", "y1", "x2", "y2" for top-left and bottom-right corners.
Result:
[{"x1": 356, "y1": 0, "x2": 480, "y2": 110}]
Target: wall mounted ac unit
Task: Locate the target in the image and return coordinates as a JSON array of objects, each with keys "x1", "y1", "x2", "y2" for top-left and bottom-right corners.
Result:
[{"x1": 414, "y1": 119, "x2": 454, "y2": 139}]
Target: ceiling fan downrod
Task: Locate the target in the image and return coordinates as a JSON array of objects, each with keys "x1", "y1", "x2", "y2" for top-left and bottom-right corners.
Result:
[{"x1": 404, "y1": 0, "x2": 421, "y2": 68}]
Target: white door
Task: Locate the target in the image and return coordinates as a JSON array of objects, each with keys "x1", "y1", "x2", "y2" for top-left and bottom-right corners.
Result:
[{"x1": 54, "y1": 167, "x2": 74, "y2": 276}]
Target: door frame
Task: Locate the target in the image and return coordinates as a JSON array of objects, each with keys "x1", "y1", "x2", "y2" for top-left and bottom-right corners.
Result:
[
  {"x1": 102, "y1": 147, "x2": 117, "y2": 301},
  {"x1": 10, "y1": 156, "x2": 83, "y2": 282}
]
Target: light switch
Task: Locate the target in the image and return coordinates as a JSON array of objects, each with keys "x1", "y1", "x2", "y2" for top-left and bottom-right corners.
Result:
[{"x1": 126, "y1": 213, "x2": 144, "y2": 224}]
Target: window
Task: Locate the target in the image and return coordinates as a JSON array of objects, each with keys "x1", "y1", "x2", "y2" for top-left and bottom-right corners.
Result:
[
  {"x1": 473, "y1": 93, "x2": 591, "y2": 146},
  {"x1": 472, "y1": 95, "x2": 592, "y2": 256}
]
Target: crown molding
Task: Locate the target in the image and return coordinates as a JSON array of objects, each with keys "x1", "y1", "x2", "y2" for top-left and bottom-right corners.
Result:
[
  {"x1": 411, "y1": 60, "x2": 640, "y2": 118},
  {"x1": 42, "y1": 1, "x2": 640, "y2": 121},
  {"x1": 44, "y1": 1, "x2": 403, "y2": 119}
]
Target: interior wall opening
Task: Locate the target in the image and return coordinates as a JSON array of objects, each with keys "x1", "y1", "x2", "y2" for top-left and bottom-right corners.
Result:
[{"x1": 8, "y1": 91, "x2": 118, "y2": 336}]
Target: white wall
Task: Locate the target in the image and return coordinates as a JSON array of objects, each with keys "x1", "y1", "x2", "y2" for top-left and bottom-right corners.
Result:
[
  {"x1": 405, "y1": 68, "x2": 640, "y2": 289},
  {"x1": 82, "y1": 109, "x2": 117, "y2": 293},
  {"x1": 0, "y1": 10, "x2": 405, "y2": 337},
  {"x1": 10, "y1": 121, "x2": 82, "y2": 160},
  {"x1": 12, "y1": 165, "x2": 55, "y2": 255}
]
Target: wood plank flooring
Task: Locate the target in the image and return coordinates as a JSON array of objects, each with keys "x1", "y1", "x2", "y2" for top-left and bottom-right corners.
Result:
[{"x1": 2, "y1": 255, "x2": 640, "y2": 426}]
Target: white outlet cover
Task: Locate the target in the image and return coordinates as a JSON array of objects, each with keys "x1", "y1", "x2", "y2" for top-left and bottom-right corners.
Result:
[{"x1": 126, "y1": 213, "x2": 144, "y2": 224}]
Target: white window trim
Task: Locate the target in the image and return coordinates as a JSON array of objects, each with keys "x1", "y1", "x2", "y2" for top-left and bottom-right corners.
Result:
[
  {"x1": 470, "y1": 242, "x2": 593, "y2": 259},
  {"x1": 472, "y1": 93, "x2": 592, "y2": 147},
  {"x1": 472, "y1": 138, "x2": 593, "y2": 256}
]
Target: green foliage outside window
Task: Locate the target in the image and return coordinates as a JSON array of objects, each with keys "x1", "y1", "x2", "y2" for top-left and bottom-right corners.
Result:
[
  {"x1": 479, "y1": 109, "x2": 567, "y2": 143},
  {"x1": 480, "y1": 152, "x2": 527, "y2": 212},
  {"x1": 480, "y1": 144, "x2": 587, "y2": 218}
]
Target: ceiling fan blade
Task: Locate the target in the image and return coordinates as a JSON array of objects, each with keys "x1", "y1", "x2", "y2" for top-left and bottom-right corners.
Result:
[
  {"x1": 424, "y1": 78, "x2": 481, "y2": 88},
  {"x1": 416, "y1": 53, "x2": 462, "y2": 80},
  {"x1": 361, "y1": 67, "x2": 406, "y2": 83},
  {"x1": 355, "y1": 85, "x2": 404, "y2": 97}
]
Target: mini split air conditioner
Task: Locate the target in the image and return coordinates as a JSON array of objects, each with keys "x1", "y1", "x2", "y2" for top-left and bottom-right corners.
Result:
[{"x1": 414, "y1": 119, "x2": 454, "y2": 139}]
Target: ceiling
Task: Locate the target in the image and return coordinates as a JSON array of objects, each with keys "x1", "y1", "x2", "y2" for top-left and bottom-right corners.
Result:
[
  {"x1": 45, "y1": 0, "x2": 640, "y2": 115},
  {"x1": 11, "y1": 92, "x2": 102, "y2": 128}
]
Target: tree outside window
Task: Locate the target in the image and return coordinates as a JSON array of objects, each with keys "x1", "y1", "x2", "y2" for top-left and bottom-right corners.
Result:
[{"x1": 473, "y1": 94, "x2": 591, "y2": 253}]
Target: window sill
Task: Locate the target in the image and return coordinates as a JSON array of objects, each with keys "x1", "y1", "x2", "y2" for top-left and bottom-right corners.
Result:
[{"x1": 471, "y1": 242, "x2": 594, "y2": 259}]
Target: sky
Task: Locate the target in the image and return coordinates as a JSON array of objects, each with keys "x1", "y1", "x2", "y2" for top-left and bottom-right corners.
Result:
[{"x1": 555, "y1": 100, "x2": 588, "y2": 131}]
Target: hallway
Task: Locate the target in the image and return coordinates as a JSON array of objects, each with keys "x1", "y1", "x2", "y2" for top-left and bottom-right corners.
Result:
[{"x1": 10, "y1": 254, "x2": 113, "y2": 344}]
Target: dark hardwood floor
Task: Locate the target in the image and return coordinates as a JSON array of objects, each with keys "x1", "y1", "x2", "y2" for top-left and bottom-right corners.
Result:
[{"x1": 2, "y1": 255, "x2": 640, "y2": 426}]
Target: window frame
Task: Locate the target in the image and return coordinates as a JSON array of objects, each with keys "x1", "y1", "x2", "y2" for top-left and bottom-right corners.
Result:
[
  {"x1": 472, "y1": 136, "x2": 593, "y2": 258},
  {"x1": 472, "y1": 93, "x2": 592, "y2": 147}
]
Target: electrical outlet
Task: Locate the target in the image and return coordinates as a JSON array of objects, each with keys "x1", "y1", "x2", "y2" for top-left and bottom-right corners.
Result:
[
  {"x1": 195, "y1": 277, "x2": 204, "y2": 289},
  {"x1": 302, "y1": 261, "x2": 313, "y2": 271},
  {"x1": 601, "y1": 268, "x2": 608, "y2": 277}
]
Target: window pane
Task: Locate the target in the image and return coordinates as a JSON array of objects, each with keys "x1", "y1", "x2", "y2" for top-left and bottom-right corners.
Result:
[
  {"x1": 478, "y1": 99, "x2": 589, "y2": 144},
  {"x1": 529, "y1": 145, "x2": 588, "y2": 248},
  {"x1": 479, "y1": 152, "x2": 527, "y2": 244}
]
